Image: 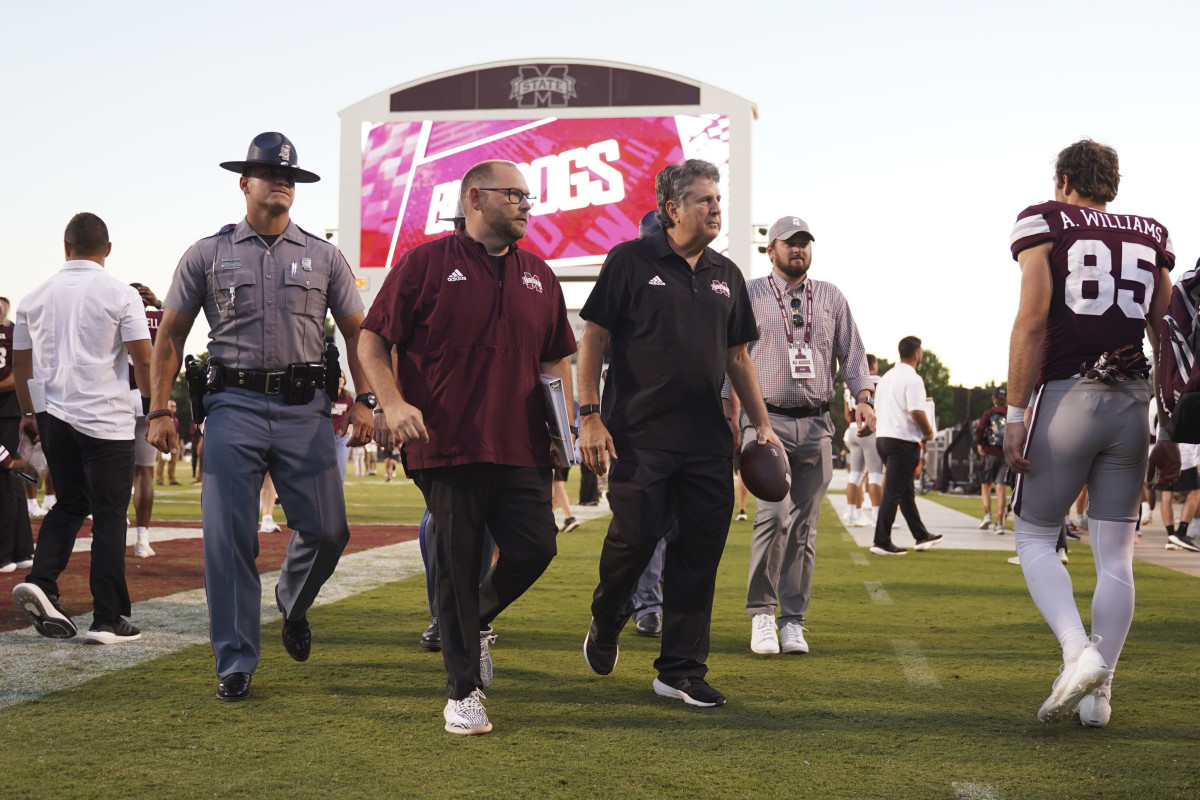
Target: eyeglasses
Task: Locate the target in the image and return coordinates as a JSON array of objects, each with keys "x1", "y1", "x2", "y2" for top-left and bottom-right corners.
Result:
[
  {"x1": 791, "y1": 297, "x2": 804, "y2": 327},
  {"x1": 478, "y1": 187, "x2": 537, "y2": 204}
]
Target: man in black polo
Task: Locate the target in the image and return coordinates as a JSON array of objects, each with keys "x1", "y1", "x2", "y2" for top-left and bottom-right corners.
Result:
[{"x1": 578, "y1": 159, "x2": 781, "y2": 708}]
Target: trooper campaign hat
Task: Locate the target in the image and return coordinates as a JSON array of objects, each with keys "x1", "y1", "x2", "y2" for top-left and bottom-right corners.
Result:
[{"x1": 219, "y1": 132, "x2": 320, "y2": 183}]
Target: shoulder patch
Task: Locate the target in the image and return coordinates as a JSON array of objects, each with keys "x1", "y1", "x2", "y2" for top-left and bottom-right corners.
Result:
[{"x1": 218, "y1": 223, "x2": 236, "y2": 235}]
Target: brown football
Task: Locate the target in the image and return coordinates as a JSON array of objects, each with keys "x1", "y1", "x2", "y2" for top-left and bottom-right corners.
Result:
[{"x1": 740, "y1": 439, "x2": 791, "y2": 502}]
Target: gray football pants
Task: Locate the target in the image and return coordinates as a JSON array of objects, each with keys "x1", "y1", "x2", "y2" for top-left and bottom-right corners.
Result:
[
  {"x1": 746, "y1": 411, "x2": 833, "y2": 626},
  {"x1": 1013, "y1": 377, "x2": 1150, "y2": 526}
]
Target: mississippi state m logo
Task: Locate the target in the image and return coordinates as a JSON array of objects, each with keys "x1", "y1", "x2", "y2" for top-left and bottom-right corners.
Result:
[
  {"x1": 522, "y1": 272, "x2": 544, "y2": 293},
  {"x1": 509, "y1": 65, "x2": 577, "y2": 108},
  {"x1": 711, "y1": 280, "x2": 731, "y2": 298}
]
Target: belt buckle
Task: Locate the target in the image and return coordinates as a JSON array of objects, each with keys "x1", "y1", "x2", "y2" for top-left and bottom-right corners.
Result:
[{"x1": 265, "y1": 373, "x2": 284, "y2": 395}]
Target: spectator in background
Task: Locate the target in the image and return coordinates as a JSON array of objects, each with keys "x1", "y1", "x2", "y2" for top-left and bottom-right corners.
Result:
[
  {"x1": 0, "y1": 296, "x2": 35, "y2": 573},
  {"x1": 154, "y1": 400, "x2": 181, "y2": 486},
  {"x1": 129, "y1": 284, "x2": 164, "y2": 558},
  {"x1": 1163, "y1": 443, "x2": 1200, "y2": 551},
  {"x1": 975, "y1": 386, "x2": 1009, "y2": 534},
  {"x1": 843, "y1": 354, "x2": 882, "y2": 527},
  {"x1": 330, "y1": 373, "x2": 353, "y2": 482},
  {"x1": 190, "y1": 422, "x2": 203, "y2": 483}
]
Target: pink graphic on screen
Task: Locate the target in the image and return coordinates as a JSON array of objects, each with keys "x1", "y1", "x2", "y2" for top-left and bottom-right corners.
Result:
[{"x1": 359, "y1": 115, "x2": 730, "y2": 268}]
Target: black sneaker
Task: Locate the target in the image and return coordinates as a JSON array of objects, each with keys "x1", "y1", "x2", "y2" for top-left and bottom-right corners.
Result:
[
  {"x1": 635, "y1": 612, "x2": 662, "y2": 638},
  {"x1": 652, "y1": 676, "x2": 726, "y2": 707},
  {"x1": 561, "y1": 517, "x2": 581, "y2": 533},
  {"x1": 276, "y1": 585, "x2": 311, "y2": 662},
  {"x1": 84, "y1": 617, "x2": 141, "y2": 644},
  {"x1": 420, "y1": 618, "x2": 441, "y2": 651},
  {"x1": 12, "y1": 582, "x2": 77, "y2": 638},
  {"x1": 1168, "y1": 533, "x2": 1200, "y2": 553},
  {"x1": 869, "y1": 543, "x2": 908, "y2": 556},
  {"x1": 583, "y1": 618, "x2": 619, "y2": 675},
  {"x1": 914, "y1": 534, "x2": 944, "y2": 551}
]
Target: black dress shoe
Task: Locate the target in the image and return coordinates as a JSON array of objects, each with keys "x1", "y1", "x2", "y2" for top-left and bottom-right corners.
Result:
[
  {"x1": 217, "y1": 672, "x2": 252, "y2": 701},
  {"x1": 276, "y1": 585, "x2": 311, "y2": 662},
  {"x1": 635, "y1": 613, "x2": 662, "y2": 638},
  {"x1": 420, "y1": 618, "x2": 441, "y2": 651}
]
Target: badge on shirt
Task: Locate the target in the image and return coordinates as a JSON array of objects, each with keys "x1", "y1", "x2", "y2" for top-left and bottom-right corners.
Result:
[
  {"x1": 789, "y1": 345, "x2": 815, "y2": 379},
  {"x1": 220, "y1": 258, "x2": 241, "y2": 270},
  {"x1": 301, "y1": 258, "x2": 312, "y2": 271}
]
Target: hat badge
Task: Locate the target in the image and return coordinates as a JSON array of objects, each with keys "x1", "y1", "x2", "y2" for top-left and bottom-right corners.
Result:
[
  {"x1": 279, "y1": 144, "x2": 291, "y2": 163},
  {"x1": 792, "y1": 217, "x2": 800, "y2": 226}
]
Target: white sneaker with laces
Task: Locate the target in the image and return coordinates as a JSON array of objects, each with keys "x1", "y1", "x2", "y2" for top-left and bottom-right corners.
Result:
[
  {"x1": 1078, "y1": 687, "x2": 1112, "y2": 727},
  {"x1": 979, "y1": 514, "x2": 993, "y2": 530},
  {"x1": 750, "y1": 613, "x2": 779, "y2": 654},
  {"x1": 779, "y1": 621, "x2": 809, "y2": 654},
  {"x1": 444, "y1": 689, "x2": 492, "y2": 735},
  {"x1": 258, "y1": 517, "x2": 281, "y2": 533},
  {"x1": 1038, "y1": 635, "x2": 1108, "y2": 723}
]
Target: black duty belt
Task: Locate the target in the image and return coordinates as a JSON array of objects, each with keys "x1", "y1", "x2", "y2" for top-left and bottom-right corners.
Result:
[
  {"x1": 221, "y1": 367, "x2": 287, "y2": 395},
  {"x1": 766, "y1": 402, "x2": 830, "y2": 419}
]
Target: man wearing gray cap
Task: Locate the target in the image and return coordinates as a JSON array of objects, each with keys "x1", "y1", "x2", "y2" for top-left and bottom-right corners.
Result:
[
  {"x1": 728, "y1": 216, "x2": 874, "y2": 656},
  {"x1": 148, "y1": 132, "x2": 375, "y2": 702}
]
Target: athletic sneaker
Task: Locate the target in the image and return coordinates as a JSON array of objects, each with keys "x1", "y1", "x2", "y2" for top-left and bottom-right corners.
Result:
[
  {"x1": 750, "y1": 613, "x2": 779, "y2": 654},
  {"x1": 28, "y1": 501, "x2": 45, "y2": 518},
  {"x1": 779, "y1": 621, "x2": 809, "y2": 654},
  {"x1": 992, "y1": 523, "x2": 1006, "y2": 535},
  {"x1": 736, "y1": 511, "x2": 748, "y2": 522},
  {"x1": 1078, "y1": 687, "x2": 1112, "y2": 727},
  {"x1": 479, "y1": 627, "x2": 496, "y2": 689},
  {"x1": 1168, "y1": 533, "x2": 1200, "y2": 553},
  {"x1": 1059, "y1": 549, "x2": 1069, "y2": 565},
  {"x1": 583, "y1": 618, "x2": 619, "y2": 675},
  {"x1": 15, "y1": 559, "x2": 33, "y2": 569},
  {"x1": 843, "y1": 507, "x2": 857, "y2": 526},
  {"x1": 561, "y1": 517, "x2": 581, "y2": 533},
  {"x1": 1007, "y1": 555, "x2": 1021, "y2": 566},
  {"x1": 258, "y1": 517, "x2": 281, "y2": 534},
  {"x1": 914, "y1": 534, "x2": 944, "y2": 551},
  {"x1": 1165, "y1": 540, "x2": 1183, "y2": 551},
  {"x1": 652, "y1": 676, "x2": 726, "y2": 707},
  {"x1": 84, "y1": 617, "x2": 141, "y2": 644},
  {"x1": 979, "y1": 514, "x2": 993, "y2": 530},
  {"x1": 444, "y1": 689, "x2": 492, "y2": 735},
  {"x1": 12, "y1": 582, "x2": 76, "y2": 638},
  {"x1": 1038, "y1": 635, "x2": 1108, "y2": 723},
  {"x1": 870, "y1": 543, "x2": 908, "y2": 556},
  {"x1": 1140, "y1": 502, "x2": 1153, "y2": 525},
  {"x1": 134, "y1": 531, "x2": 155, "y2": 558}
]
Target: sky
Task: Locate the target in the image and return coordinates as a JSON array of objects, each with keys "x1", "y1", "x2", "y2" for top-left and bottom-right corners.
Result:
[{"x1": 4, "y1": 0, "x2": 1199, "y2": 389}]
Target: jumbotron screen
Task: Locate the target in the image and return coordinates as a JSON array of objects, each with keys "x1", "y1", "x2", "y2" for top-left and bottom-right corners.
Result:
[{"x1": 359, "y1": 115, "x2": 730, "y2": 269}]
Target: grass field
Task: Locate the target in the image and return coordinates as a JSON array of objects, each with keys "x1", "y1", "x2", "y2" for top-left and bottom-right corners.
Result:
[{"x1": 7, "y1": 474, "x2": 1200, "y2": 798}]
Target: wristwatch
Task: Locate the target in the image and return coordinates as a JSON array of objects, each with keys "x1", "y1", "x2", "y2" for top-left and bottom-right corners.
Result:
[
  {"x1": 355, "y1": 392, "x2": 377, "y2": 410},
  {"x1": 857, "y1": 394, "x2": 875, "y2": 408},
  {"x1": 579, "y1": 404, "x2": 601, "y2": 417}
]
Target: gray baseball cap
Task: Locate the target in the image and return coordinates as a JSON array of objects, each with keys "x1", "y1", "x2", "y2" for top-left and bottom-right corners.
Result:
[{"x1": 768, "y1": 216, "x2": 814, "y2": 244}]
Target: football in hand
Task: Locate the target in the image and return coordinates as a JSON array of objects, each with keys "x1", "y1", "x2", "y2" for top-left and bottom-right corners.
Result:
[{"x1": 740, "y1": 439, "x2": 791, "y2": 502}]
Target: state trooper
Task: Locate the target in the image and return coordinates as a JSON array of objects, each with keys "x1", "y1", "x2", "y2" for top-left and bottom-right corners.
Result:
[{"x1": 148, "y1": 132, "x2": 375, "y2": 702}]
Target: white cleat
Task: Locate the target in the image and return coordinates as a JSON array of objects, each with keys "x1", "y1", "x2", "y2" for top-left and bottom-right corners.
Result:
[
  {"x1": 1038, "y1": 636, "x2": 1108, "y2": 723},
  {"x1": 1078, "y1": 688, "x2": 1111, "y2": 727},
  {"x1": 750, "y1": 613, "x2": 779, "y2": 654}
]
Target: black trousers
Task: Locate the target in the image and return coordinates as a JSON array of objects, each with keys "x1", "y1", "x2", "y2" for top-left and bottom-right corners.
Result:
[
  {"x1": 29, "y1": 412, "x2": 134, "y2": 622},
  {"x1": 578, "y1": 467, "x2": 600, "y2": 504},
  {"x1": 0, "y1": 416, "x2": 34, "y2": 565},
  {"x1": 873, "y1": 436, "x2": 931, "y2": 546},
  {"x1": 413, "y1": 463, "x2": 557, "y2": 700},
  {"x1": 592, "y1": 448, "x2": 733, "y2": 683}
]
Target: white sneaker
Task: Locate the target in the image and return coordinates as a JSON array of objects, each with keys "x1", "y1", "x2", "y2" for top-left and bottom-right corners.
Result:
[
  {"x1": 134, "y1": 529, "x2": 155, "y2": 558},
  {"x1": 444, "y1": 689, "x2": 492, "y2": 735},
  {"x1": 1037, "y1": 635, "x2": 1108, "y2": 722},
  {"x1": 1078, "y1": 687, "x2": 1112, "y2": 727},
  {"x1": 1007, "y1": 555, "x2": 1021, "y2": 566},
  {"x1": 843, "y1": 507, "x2": 858, "y2": 526},
  {"x1": 42, "y1": 495, "x2": 56, "y2": 512},
  {"x1": 28, "y1": 501, "x2": 45, "y2": 518},
  {"x1": 979, "y1": 514, "x2": 993, "y2": 530},
  {"x1": 15, "y1": 559, "x2": 33, "y2": 569},
  {"x1": 750, "y1": 613, "x2": 779, "y2": 654},
  {"x1": 0, "y1": 563, "x2": 15, "y2": 573},
  {"x1": 258, "y1": 517, "x2": 281, "y2": 533},
  {"x1": 1140, "y1": 502, "x2": 1153, "y2": 525},
  {"x1": 992, "y1": 523, "x2": 1005, "y2": 535},
  {"x1": 1166, "y1": 540, "x2": 1184, "y2": 551},
  {"x1": 779, "y1": 621, "x2": 809, "y2": 654},
  {"x1": 1058, "y1": 549, "x2": 1069, "y2": 565},
  {"x1": 480, "y1": 628, "x2": 496, "y2": 689}
]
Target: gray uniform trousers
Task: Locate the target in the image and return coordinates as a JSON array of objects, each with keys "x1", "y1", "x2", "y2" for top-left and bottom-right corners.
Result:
[
  {"x1": 201, "y1": 387, "x2": 349, "y2": 678},
  {"x1": 745, "y1": 411, "x2": 833, "y2": 625}
]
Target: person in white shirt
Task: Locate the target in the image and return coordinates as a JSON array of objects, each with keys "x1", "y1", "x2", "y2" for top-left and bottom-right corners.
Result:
[
  {"x1": 870, "y1": 336, "x2": 942, "y2": 555},
  {"x1": 10, "y1": 213, "x2": 152, "y2": 644}
]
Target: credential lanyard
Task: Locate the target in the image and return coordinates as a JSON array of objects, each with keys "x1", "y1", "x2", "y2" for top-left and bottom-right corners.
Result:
[{"x1": 768, "y1": 276, "x2": 812, "y2": 346}]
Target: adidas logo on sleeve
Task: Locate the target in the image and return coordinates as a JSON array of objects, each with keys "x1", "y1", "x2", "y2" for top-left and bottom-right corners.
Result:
[
  {"x1": 447, "y1": 269, "x2": 467, "y2": 282},
  {"x1": 649, "y1": 275, "x2": 666, "y2": 286}
]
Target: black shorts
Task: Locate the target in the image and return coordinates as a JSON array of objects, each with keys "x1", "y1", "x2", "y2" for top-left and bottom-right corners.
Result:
[
  {"x1": 1171, "y1": 467, "x2": 1199, "y2": 493},
  {"x1": 980, "y1": 454, "x2": 1007, "y2": 485},
  {"x1": 553, "y1": 467, "x2": 570, "y2": 482}
]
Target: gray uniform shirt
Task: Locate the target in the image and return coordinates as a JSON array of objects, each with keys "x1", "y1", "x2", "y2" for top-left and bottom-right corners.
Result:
[{"x1": 164, "y1": 218, "x2": 363, "y2": 369}]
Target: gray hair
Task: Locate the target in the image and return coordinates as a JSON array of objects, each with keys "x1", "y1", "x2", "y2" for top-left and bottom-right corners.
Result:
[{"x1": 655, "y1": 159, "x2": 721, "y2": 230}]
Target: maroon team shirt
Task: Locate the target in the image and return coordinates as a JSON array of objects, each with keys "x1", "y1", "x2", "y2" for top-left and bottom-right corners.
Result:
[
  {"x1": 1010, "y1": 200, "x2": 1174, "y2": 385},
  {"x1": 0, "y1": 322, "x2": 19, "y2": 418},
  {"x1": 361, "y1": 228, "x2": 577, "y2": 470},
  {"x1": 330, "y1": 389, "x2": 352, "y2": 434},
  {"x1": 128, "y1": 308, "x2": 163, "y2": 388}
]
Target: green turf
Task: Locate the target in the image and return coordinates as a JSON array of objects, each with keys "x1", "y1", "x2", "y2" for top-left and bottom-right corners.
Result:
[{"x1": 7, "y1": 497, "x2": 1200, "y2": 798}]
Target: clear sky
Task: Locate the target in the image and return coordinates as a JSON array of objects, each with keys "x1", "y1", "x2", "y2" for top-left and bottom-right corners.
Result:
[{"x1": 4, "y1": 0, "x2": 1197, "y2": 388}]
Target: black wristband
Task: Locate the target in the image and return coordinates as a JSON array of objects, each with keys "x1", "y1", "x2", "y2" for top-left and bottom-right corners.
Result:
[
  {"x1": 141, "y1": 396, "x2": 152, "y2": 415},
  {"x1": 569, "y1": 425, "x2": 579, "y2": 436}
]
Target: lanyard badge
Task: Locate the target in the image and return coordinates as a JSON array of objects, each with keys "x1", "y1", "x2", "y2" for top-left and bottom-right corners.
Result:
[{"x1": 770, "y1": 277, "x2": 815, "y2": 380}]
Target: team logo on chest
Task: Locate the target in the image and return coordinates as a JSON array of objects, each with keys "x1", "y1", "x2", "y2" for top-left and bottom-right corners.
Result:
[
  {"x1": 711, "y1": 280, "x2": 731, "y2": 298},
  {"x1": 447, "y1": 269, "x2": 467, "y2": 282},
  {"x1": 521, "y1": 272, "x2": 544, "y2": 293}
]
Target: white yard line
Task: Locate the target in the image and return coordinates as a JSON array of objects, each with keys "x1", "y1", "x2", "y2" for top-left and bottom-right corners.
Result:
[
  {"x1": 863, "y1": 581, "x2": 893, "y2": 604},
  {"x1": 0, "y1": 540, "x2": 424, "y2": 709},
  {"x1": 892, "y1": 639, "x2": 941, "y2": 689},
  {"x1": 950, "y1": 781, "x2": 1002, "y2": 799},
  {"x1": 849, "y1": 551, "x2": 869, "y2": 566}
]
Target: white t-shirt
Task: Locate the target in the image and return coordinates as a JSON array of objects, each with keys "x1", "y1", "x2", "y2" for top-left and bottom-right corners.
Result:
[
  {"x1": 875, "y1": 362, "x2": 928, "y2": 442},
  {"x1": 14, "y1": 260, "x2": 149, "y2": 440}
]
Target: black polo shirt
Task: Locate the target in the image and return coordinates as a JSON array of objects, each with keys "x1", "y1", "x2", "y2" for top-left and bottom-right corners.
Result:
[{"x1": 581, "y1": 229, "x2": 758, "y2": 457}]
